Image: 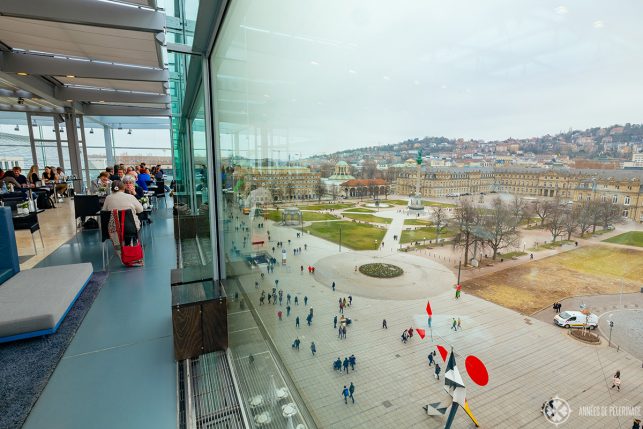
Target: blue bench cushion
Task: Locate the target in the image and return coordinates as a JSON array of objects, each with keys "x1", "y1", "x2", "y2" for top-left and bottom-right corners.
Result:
[{"x1": 0, "y1": 269, "x2": 14, "y2": 286}]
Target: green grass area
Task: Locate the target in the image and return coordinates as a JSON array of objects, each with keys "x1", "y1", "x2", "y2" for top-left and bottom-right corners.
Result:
[
  {"x1": 297, "y1": 203, "x2": 354, "y2": 211},
  {"x1": 497, "y1": 251, "x2": 528, "y2": 259},
  {"x1": 589, "y1": 228, "x2": 613, "y2": 236},
  {"x1": 264, "y1": 210, "x2": 337, "y2": 222},
  {"x1": 342, "y1": 213, "x2": 392, "y2": 224},
  {"x1": 306, "y1": 221, "x2": 386, "y2": 250},
  {"x1": 603, "y1": 231, "x2": 643, "y2": 248},
  {"x1": 400, "y1": 227, "x2": 454, "y2": 244},
  {"x1": 385, "y1": 199, "x2": 456, "y2": 208},
  {"x1": 343, "y1": 208, "x2": 375, "y2": 213},
  {"x1": 545, "y1": 246, "x2": 642, "y2": 282},
  {"x1": 403, "y1": 218, "x2": 433, "y2": 226},
  {"x1": 529, "y1": 240, "x2": 574, "y2": 251}
]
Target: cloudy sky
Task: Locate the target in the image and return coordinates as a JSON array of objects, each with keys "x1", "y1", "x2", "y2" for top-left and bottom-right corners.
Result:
[{"x1": 213, "y1": 0, "x2": 643, "y2": 157}]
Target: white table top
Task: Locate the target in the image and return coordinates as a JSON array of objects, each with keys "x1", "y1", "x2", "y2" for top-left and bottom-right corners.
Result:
[
  {"x1": 254, "y1": 412, "x2": 271, "y2": 424},
  {"x1": 275, "y1": 387, "x2": 289, "y2": 399},
  {"x1": 282, "y1": 403, "x2": 298, "y2": 417},
  {"x1": 250, "y1": 395, "x2": 264, "y2": 407}
]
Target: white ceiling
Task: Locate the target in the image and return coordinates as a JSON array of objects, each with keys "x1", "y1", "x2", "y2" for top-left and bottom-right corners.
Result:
[{"x1": 0, "y1": 17, "x2": 161, "y2": 68}]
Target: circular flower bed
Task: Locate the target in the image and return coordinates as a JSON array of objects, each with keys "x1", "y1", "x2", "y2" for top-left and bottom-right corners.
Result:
[{"x1": 359, "y1": 263, "x2": 404, "y2": 278}]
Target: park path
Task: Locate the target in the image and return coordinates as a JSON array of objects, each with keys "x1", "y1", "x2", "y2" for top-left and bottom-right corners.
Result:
[{"x1": 380, "y1": 210, "x2": 405, "y2": 250}]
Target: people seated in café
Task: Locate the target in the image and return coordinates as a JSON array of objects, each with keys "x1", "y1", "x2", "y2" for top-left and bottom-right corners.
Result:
[
  {"x1": 12, "y1": 166, "x2": 28, "y2": 187},
  {"x1": 91, "y1": 171, "x2": 112, "y2": 195},
  {"x1": 122, "y1": 175, "x2": 144, "y2": 199},
  {"x1": 136, "y1": 168, "x2": 151, "y2": 191},
  {"x1": 102, "y1": 180, "x2": 143, "y2": 231},
  {"x1": 0, "y1": 168, "x2": 21, "y2": 189},
  {"x1": 109, "y1": 165, "x2": 120, "y2": 181},
  {"x1": 27, "y1": 165, "x2": 40, "y2": 186},
  {"x1": 54, "y1": 166, "x2": 69, "y2": 196}
]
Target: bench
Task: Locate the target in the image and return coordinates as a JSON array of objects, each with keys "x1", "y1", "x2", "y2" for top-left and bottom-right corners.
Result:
[{"x1": 0, "y1": 263, "x2": 93, "y2": 343}]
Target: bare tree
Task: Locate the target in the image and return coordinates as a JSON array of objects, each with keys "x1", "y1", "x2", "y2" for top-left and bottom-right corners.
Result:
[
  {"x1": 546, "y1": 202, "x2": 566, "y2": 242},
  {"x1": 596, "y1": 200, "x2": 622, "y2": 230},
  {"x1": 314, "y1": 179, "x2": 325, "y2": 202},
  {"x1": 533, "y1": 199, "x2": 555, "y2": 227},
  {"x1": 576, "y1": 200, "x2": 595, "y2": 237},
  {"x1": 453, "y1": 199, "x2": 480, "y2": 265},
  {"x1": 318, "y1": 162, "x2": 334, "y2": 178},
  {"x1": 432, "y1": 206, "x2": 448, "y2": 244},
  {"x1": 330, "y1": 184, "x2": 338, "y2": 201},
  {"x1": 562, "y1": 205, "x2": 579, "y2": 241},
  {"x1": 482, "y1": 197, "x2": 521, "y2": 260},
  {"x1": 509, "y1": 195, "x2": 527, "y2": 225},
  {"x1": 361, "y1": 159, "x2": 379, "y2": 179}
]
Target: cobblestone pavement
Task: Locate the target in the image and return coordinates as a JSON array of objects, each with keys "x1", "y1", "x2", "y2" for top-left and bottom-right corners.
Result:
[{"x1": 227, "y1": 210, "x2": 643, "y2": 429}]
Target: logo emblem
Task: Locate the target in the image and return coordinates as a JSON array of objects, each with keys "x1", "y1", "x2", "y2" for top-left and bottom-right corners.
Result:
[{"x1": 543, "y1": 396, "x2": 571, "y2": 425}]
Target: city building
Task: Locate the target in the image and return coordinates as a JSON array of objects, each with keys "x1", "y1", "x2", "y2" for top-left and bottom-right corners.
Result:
[{"x1": 233, "y1": 166, "x2": 321, "y2": 201}]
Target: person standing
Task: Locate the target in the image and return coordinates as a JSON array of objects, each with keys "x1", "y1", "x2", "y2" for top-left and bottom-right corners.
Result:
[
  {"x1": 295, "y1": 316, "x2": 300, "y2": 328},
  {"x1": 382, "y1": 319, "x2": 387, "y2": 329},
  {"x1": 428, "y1": 352, "x2": 434, "y2": 366},
  {"x1": 349, "y1": 354, "x2": 356, "y2": 370},
  {"x1": 457, "y1": 318, "x2": 462, "y2": 330},
  {"x1": 339, "y1": 301, "x2": 344, "y2": 314},
  {"x1": 342, "y1": 386, "x2": 350, "y2": 404},
  {"x1": 306, "y1": 313, "x2": 312, "y2": 326},
  {"x1": 611, "y1": 371, "x2": 621, "y2": 391},
  {"x1": 451, "y1": 318, "x2": 457, "y2": 331},
  {"x1": 343, "y1": 357, "x2": 349, "y2": 373},
  {"x1": 338, "y1": 326, "x2": 343, "y2": 338},
  {"x1": 434, "y1": 363, "x2": 441, "y2": 380},
  {"x1": 455, "y1": 284, "x2": 462, "y2": 299},
  {"x1": 348, "y1": 382, "x2": 355, "y2": 404},
  {"x1": 287, "y1": 293, "x2": 291, "y2": 305},
  {"x1": 294, "y1": 296, "x2": 299, "y2": 306},
  {"x1": 277, "y1": 310, "x2": 282, "y2": 320},
  {"x1": 334, "y1": 315, "x2": 338, "y2": 329},
  {"x1": 286, "y1": 305, "x2": 291, "y2": 317},
  {"x1": 348, "y1": 295, "x2": 352, "y2": 306},
  {"x1": 342, "y1": 325, "x2": 347, "y2": 339},
  {"x1": 310, "y1": 342, "x2": 316, "y2": 356},
  {"x1": 304, "y1": 296, "x2": 308, "y2": 306},
  {"x1": 332, "y1": 281, "x2": 336, "y2": 292}
]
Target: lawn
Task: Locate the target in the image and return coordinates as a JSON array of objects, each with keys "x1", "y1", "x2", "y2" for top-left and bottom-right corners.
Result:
[
  {"x1": 400, "y1": 226, "x2": 454, "y2": 244},
  {"x1": 462, "y1": 246, "x2": 643, "y2": 314},
  {"x1": 306, "y1": 221, "x2": 386, "y2": 250},
  {"x1": 342, "y1": 213, "x2": 392, "y2": 224},
  {"x1": 343, "y1": 208, "x2": 375, "y2": 213},
  {"x1": 384, "y1": 199, "x2": 456, "y2": 208},
  {"x1": 264, "y1": 210, "x2": 337, "y2": 222},
  {"x1": 497, "y1": 251, "x2": 527, "y2": 259},
  {"x1": 603, "y1": 231, "x2": 643, "y2": 247},
  {"x1": 403, "y1": 219, "x2": 433, "y2": 226},
  {"x1": 529, "y1": 240, "x2": 574, "y2": 251},
  {"x1": 297, "y1": 203, "x2": 354, "y2": 211}
]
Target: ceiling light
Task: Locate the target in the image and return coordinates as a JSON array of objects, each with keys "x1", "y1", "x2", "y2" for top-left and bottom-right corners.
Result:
[
  {"x1": 89, "y1": 128, "x2": 94, "y2": 134},
  {"x1": 128, "y1": 129, "x2": 132, "y2": 135},
  {"x1": 348, "y1": 69, "x2": 357, "y2": 74},
  {"x1": 17, "y1": 72, "x2": 28, "y2": 76},
  {"x1": 66, "y1": 75, "x2": 75, "y2": 78},
  {"x1": 555, "y1": 6, "x2": 568, "y2": 15},
  {"x1": 593, "y1": 20, "x2": 604, "y2": 29},
  {"x1": 310, "y1": 60, "x2": 319, "y2": 66},
  {"x1": 14, "y1": 125, "x2": 19, "y2": 131},
  {"x1": 17, "y1": 97, "x2": 25, "y2": 105},
  {"x1": 66, "y1": 99, "x2": 73, "y2": 102}
]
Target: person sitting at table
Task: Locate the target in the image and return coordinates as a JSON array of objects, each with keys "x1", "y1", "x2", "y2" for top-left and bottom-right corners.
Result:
[
  {"x1": 0, "y1": 168, "x2": 21, "y2": 189},
  {"x1": 102, "y1": 180, "x2": 143, "y2": 231},
  {"x1": 122, "y1": 175, "x2": 144, "y2": 199},
  {"x1": 91, "y1": 172, "x2": 112, "y2": 195},
  {"x1": 109, "y1": 164, "x2": 120, "y2": 181},
  {"x1": 154, "y1": 165, "x2": 164, "y2": 181},
  {"x1": 136, "y1": 168, "x2": 151, "y2": 191},
  {"x1": 54, "y1": 166, "x2": 68, "y2": 197},
  {"x1": 41, "y1": 166, "x2": 56, "y2": 185},
  {"x1": 27, "y1": 165, "x2": 40, "y2": 186},
  {"x1": 12, "y1": 167, "x2": 29, "y2": 187}
]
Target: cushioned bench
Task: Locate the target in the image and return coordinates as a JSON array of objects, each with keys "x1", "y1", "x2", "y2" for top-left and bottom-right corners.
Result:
[{"x1": 0, "y1": 263, "x2": 93, "y2": 343}]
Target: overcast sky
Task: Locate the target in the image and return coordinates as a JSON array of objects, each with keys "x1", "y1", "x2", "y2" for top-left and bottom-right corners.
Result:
[{"x1": 213, "y1": 0, "x2": 643, "y2": 156}]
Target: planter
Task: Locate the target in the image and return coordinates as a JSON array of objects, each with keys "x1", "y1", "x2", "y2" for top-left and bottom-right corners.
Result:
[{"x1": 359, "y1": 263, "x2": 404, "y2": 278}]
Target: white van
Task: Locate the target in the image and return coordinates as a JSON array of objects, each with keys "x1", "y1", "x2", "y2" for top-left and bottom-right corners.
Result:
[{"x1": 554, "y1": 311, "x2": 598, "y2": 329}]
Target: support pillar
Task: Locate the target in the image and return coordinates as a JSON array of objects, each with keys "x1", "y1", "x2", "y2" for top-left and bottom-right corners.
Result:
[{"x1": 104, "y1": 125, "x2": 114, "y2": 166}]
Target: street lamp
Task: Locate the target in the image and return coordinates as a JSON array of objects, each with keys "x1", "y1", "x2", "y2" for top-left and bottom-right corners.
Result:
[
  {"x1": 608, "y1": 318, "x2": 614, "y2": 347},
  {"x1": 339, "y1": 225, "x2": 342, "y2": 252}
]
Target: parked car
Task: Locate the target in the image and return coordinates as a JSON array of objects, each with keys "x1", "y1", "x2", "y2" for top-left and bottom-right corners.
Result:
[{"x1": 554, "y1": 311, "x2": 598, "y2": 329}]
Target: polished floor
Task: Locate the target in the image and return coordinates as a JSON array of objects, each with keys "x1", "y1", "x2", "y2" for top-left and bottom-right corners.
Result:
[{"x1": 21, "y1": 206, "x2": 177, "y2": 429}]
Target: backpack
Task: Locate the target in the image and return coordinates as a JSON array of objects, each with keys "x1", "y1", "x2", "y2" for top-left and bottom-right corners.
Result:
[
  {"x1": 36, "y1": 192, "x2": 54, "y2": 209},
  {"x1": 83, "y1": 218, "x2": 99, "y2": 230}
]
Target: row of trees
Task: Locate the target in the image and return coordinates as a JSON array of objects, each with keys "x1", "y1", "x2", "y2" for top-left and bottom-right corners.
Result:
[{"x1": 449, "y1": 196, "x2": 624, "y2": 264}]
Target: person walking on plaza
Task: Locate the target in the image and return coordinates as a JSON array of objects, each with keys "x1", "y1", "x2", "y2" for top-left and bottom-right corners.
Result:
[
  {"x1": 611, "y1": 371, "x2": 621, "y2": 391},
  {"x1": 348, "y1": 295, "x2": 352, "y2": 306},
  {"x1": 342, "y1": 386, "x2": 350, "y2": 404},
  {"x1": 277, "y1": 310, "x2": 282, "y2": 320},
  {"x1": 382, "y1": 319, "x2": 387, "y2": 329},
  {"x1": 338, "y1": 326, "x2": 343, "y2": 338},
  {"x1": 632, "y1": 418, "x2": 640, "y2": 429},
  {"x1": 434, "y1": 363, "x2": 441, "y2": 380},
  {"x1": 300, "y1": 265, "x2": 304, "y2": 275},
  {"x1": 451, "y1": 318, "x2": 457, "y2": 331},
  {"x1": 304, "y1": 296, "x2": 308, "y2": 306},
  {"x1": 332, "y1": 281, "x2": 336, "y2": 292},
  {"x1": 292, "y1": 337, "x2": 300, "y2": 350},
  {"x1": 306, "y1": 313, "x2": 313, "y2": 326},
  {"x1": 339, "y1": 301, "x2": 344, "y2": 314},
  {"x1": 343, "y1": 357, "x2": 349, "y2": 373},
  {"x1": 286, "y1": 305, "x2": 291, "y2": 317},
  {"x1": 287, "y1": 293, "x2": 291, "y2": 305},
  {"x1": 457, "y1": 318, "x2": 462, "y2": 330},
  {"x1": 275, "y1": 279, "x2": 279, "y2": 288},
  {"x1": 267, "y1": 294, "x2": 271, "y2": 304},
  {"x1": 343, "y1": 297, "x2": 347, "y2": 308},
  {"x1": 349, "y1": 354, "x2": 356, "y2": 370},
  {"x1": 310, "y1": 342, "x2": 317, "y2": 356},
  {"x1": 408, "y1": 327, "x2": 414, "y2": 338},
  {"x1": 428, "y1": 352, "x2": 434, "y2": 366},
  {"x1": 295, "y1": 316, "x2": 300, "y2": 328},
  {"x1": 342, "y1": 325, "x2": 347, "y2": 339},
  {"x1": 348, "y1": 382, "x2": 355, "y2": 404},
  {"x1": 455, "y1": 284, "x2": 462, "y2": 299},
  {"x1": 334, "y1": 315, "x2": 338, "y2": 329},
  {"x1": 294, "y1": 296, "x2": 299, "y2": 305}
]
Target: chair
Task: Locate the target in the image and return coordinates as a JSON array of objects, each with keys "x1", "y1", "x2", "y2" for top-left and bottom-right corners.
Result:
[
  {"x1": 154, "y1": 180, "x2": 166, "y2": 208},
  {"x1": 73, "y1": 194, "x2": 101, "y2": 229},
  {"x1": 12, "y1": 211, "x2": 44, "y2": 255},
  {"x1": 99, "y1": 211, "x2": 113, "y2": 270}
]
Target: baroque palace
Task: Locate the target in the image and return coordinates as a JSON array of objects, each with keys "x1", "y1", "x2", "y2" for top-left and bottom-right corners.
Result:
[{"x1": 394, "y1": 167, "x2": 643, "y2": 222}]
